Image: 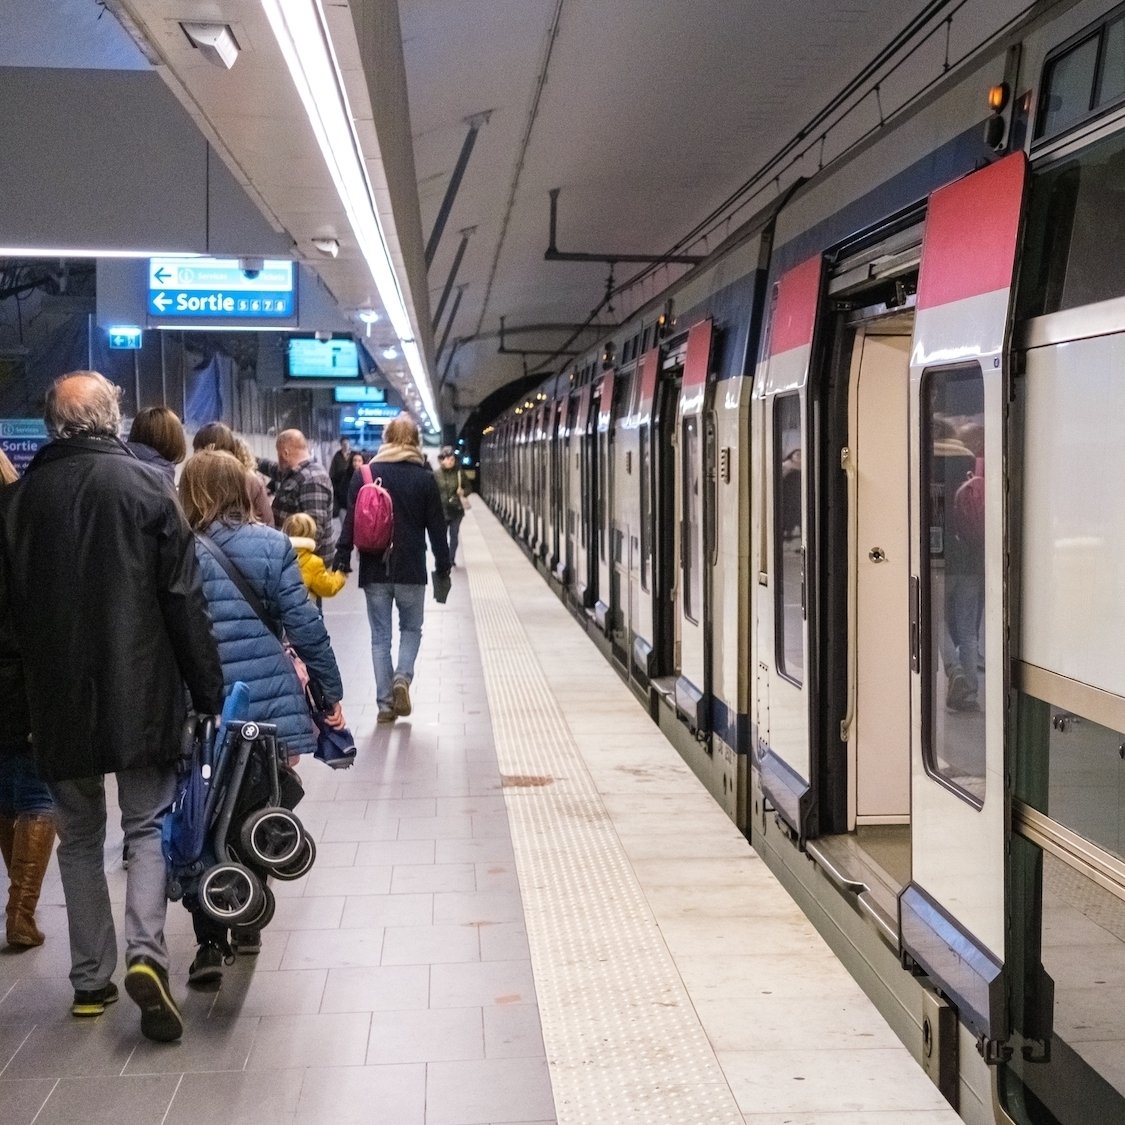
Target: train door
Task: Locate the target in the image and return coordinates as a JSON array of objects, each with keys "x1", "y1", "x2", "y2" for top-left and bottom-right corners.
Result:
[
  {"x1": 574, "y1": 385, "x2": 596, "y2": 607},
  {"x1": 652, "y1": 359, "x2": 683, "y2": 679},
  {"x1": 610, "y1": 368, "x2": 634, "y2": 664},
  {"x1": 560, "y1": 393, "x2": 578, "y2": 587},
  {"x1": 850, "y1": 328, "x2": 912, "y2": 824},
  {"x1": 630, "y1": 348, "x2": 660, "y2": 685},
  {"x1": 594, "y1": 372, "x2": 615, "y2": 630},
  {"x1": 674, "y1": 321, "x2": 713, "y2": 730},
  {"x1": 900, "y1": 153, "x2": 1027, "y2": 1052},
  {"x1": 754, "y1": 256, "x2": 822, "y2": 834},
  {"x1": 549, "y1": 398, "x2": 563, "y2": 574}
]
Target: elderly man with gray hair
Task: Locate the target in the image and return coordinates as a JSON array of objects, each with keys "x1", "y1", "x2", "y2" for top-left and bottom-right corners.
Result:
[
  {"x1": 0, "y1": 370, "x2": 224, "y2": 1043},
  {"x1": 257, "y1": 428, "x2": 336, "y2": 561}
]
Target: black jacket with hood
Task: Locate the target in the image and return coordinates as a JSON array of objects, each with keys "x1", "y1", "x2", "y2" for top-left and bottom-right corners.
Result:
[{"x1": 0, "y1": 437, "x2": 225, "y2": 782}]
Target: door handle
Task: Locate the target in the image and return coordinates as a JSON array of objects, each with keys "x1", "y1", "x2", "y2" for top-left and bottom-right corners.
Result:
[
  {"x1": 868, "y1": 546, "x2": 886, "y2": 563},
  {"x1": 909, "y1": 575, "x2": 920, "y2": 673}
]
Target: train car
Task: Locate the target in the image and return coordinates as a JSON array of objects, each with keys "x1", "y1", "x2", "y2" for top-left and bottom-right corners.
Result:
[{"x1": 482, "y1": 2, "x2": 1125, "y2": 1122}]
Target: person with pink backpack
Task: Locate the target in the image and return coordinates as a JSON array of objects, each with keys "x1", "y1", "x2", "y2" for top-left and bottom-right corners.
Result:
[{"x1": 334, "y1": 417, "x2": 451, "y2": 723}]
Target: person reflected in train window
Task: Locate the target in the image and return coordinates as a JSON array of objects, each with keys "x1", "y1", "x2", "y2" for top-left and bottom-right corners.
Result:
[
  {"x1": 780, "y1": 447, "x2": 802, "y2": 541},
  {"x1": 943, "y1": 422, "x2": 985, "y2": 712}
]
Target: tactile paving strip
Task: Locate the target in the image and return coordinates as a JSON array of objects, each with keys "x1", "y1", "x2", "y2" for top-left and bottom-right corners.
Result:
[{"x1": 462, "y1": 515, "x2": 744, "y2": 1124}]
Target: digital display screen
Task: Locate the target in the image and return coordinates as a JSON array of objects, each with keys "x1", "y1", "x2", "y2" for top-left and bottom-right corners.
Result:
[
  {"x1": 286, "y1": 337, "x2": 361, "y2": 380},
  {"x1": 333, "y1": 385, "x2": 387, "y2": 403}
]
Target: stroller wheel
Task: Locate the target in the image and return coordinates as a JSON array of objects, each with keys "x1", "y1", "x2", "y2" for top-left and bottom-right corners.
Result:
[
  {"x1": 198, "y1": 863, "x2": 265, "y2": 925},
  {"x1": 242, "y1": 884, "x2": 277, "y2": 931},
  {"x1": 239, "y1": 808, "x2": 304, "y2": 869},
  {"x1": 270, "y1": 834, "x2": 316, "y2": 881}
]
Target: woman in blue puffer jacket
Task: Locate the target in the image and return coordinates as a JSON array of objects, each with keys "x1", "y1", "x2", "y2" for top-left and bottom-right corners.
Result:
[{"x1": 177, "y1": 448, "x2": 347, "y2": 982}]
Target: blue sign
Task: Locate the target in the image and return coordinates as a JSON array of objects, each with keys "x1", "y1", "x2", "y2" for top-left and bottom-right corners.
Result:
[
  {"x1": 355, "y1": 404, "x2": 402, "y2": 420},
  {"x1": 0, "y1": 419, "x2": 49, "y2": 473},
  {"x1": 147, "y1": 257, "x2": 296, "y2": 322},
  {"x1": 108, "y1": 326, "x2": 143, "y2": 350}
]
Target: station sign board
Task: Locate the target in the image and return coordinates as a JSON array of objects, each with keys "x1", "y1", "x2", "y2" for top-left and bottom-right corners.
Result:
[
  {"x1": 0, "y1": 418, "x2": 49, "y2": 473},
  {"x1": 147, "y1": 257, "x2": 296, "y2": 323},
  {"x1": 354, "y1": 404, "x2": 402, "y2": 421},
  {"x1": 333, "y1": 385, "x2": 387, "y2": 403}
]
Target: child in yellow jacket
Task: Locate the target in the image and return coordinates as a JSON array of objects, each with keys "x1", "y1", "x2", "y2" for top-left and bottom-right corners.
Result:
[{"x1": 282, "y1": 513, "x2": 346, "y2": 599}]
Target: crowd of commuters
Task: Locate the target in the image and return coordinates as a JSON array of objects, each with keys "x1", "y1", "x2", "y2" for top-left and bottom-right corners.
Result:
[{"x1": 0, "y1": 369, "x2": 461, "y2": 1044}]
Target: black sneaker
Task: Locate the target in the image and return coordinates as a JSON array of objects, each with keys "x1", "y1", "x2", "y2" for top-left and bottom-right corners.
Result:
[
  {"x1": 232, "y1": 929, "x2": 261, "y2": 956},
  {"x1": 71, "y1": 981, "x2": 119, "y2": 1017},
  {"x1": 124, "y1": 956, "x2": 184, "y2": 1042},
  {"x1": 187, "y1": 943, "x2": 225, "y2": 988}
]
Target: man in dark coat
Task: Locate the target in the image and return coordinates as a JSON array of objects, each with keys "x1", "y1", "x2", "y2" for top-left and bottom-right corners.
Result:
[
  {"x1": 328, "y1": 436, "x2": 351, "y2": 516},
  {"x1": 0, "y1": 370, "x2": 224, "y2": 1042},
  {"x1": 335, "y1": 416, "x2": 450, "y2": 722}
]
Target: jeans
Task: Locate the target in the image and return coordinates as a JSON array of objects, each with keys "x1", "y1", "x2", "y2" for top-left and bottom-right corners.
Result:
[
  {"x1": 49, "y1": 765, "x2": 178, "y2": 990},
  {"x1": 447, "y1": 514, "x2": 463, "y2": 564},
  {"x1": 0, "y1": 747, "x2": 52, "y2": 816},
  {"x1": 364, "y1": 583, "x2": 426, "y2": 710},
  {"x1": 941, "y1": 572, "x2": 983, "y2": 697}
]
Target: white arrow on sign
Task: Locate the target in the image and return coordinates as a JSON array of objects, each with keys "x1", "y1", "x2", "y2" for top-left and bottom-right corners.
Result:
[{"x1": 152, "y1": 292, "x2": 171, "y2": 313}]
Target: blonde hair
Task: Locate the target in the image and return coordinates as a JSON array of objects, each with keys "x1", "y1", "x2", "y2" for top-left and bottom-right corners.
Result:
[
  {"x1": 179, "y1": 450, "x2": 254, "y2": 531},
  {"x1": 282, "y1": 512, "x2": 317, "y2": 539},
  {"x1": 0, "y1": 449, "x2": 17, "y2": 486},
  {"x1": 232, "y1": 436, "x2": 257, "y2": 472},
  {"x1": 383, "y1": 416, "x2": 420, "y2": 447}
]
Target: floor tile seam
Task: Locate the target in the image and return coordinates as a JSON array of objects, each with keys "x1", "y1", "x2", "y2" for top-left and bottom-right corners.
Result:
[
  {"x1": 156, "y1": 1072, "x2": 185, "y2": 1125},
  {"x1": 462, "y1": 513, "x2": 747, "y2": 1123}
]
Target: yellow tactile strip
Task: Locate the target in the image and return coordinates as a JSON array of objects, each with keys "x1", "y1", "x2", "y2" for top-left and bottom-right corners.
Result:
[{"x1": 461, "y1": 514, "x2": 744, "y2": 1124}]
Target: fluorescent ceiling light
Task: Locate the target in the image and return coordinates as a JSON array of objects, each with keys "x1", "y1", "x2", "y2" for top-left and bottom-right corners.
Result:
[
  {"x1": 261, "y1": 0, "x2": 439, "y2": 430},
  {"x1": 0, "y1": 248, "x2": 199, "y2": 259}
]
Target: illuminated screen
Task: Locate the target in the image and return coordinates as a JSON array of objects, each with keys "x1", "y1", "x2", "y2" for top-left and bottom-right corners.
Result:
[
  {"x1": 286, "y1": 337, "x2": 361, "y2": 379},
  {"x1": 334, "y1": 385, "x2": 387, "y2": 403}
]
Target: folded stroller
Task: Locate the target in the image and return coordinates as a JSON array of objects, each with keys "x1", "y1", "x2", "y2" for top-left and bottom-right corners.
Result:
[{"x1": 163, "y1": 683, "x2": 316, "y2": 930}]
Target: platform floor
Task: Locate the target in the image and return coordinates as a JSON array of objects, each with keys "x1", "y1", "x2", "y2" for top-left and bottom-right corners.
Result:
[{"x1": 0, "y1": 504, "x2": 962, "y2": 1125}]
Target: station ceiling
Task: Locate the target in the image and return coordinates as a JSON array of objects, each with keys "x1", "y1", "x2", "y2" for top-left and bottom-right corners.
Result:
[{"x1": 3, "y1": 0, "x2": 1033, "y2": 431}]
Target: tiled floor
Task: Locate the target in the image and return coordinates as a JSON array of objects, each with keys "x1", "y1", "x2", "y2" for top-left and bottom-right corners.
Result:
[{"x1": 0, "y1": 504, "x2": 962, "y2": 1125}]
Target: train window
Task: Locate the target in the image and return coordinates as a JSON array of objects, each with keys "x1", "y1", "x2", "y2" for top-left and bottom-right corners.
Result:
[
  {"x1": 773, "y1": 394, "x2": 803, "y2": 685},
  {"x1": 1019, "y1": 126, "x2": 1125, "y2": 318},
  {"x1": 921, "y1": 364, "x2": 986, "y2": 805},
  {"x1": 682, "y1": 414, "x2": 702, "y2": 624},
  {"x1": 639, "y1": 426, "x2": 651, "y2": 592},
  {"x1": 1039, "y1": 33, "x2": 1101, "y2": 138},
  {"x1": 1036, "y1": 12, "x2": 1125, "y2": 141}
]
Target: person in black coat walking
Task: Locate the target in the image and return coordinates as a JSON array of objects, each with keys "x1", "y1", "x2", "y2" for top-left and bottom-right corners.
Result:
[
  {"x1": 0, "y1": 449, "x2": 55, "y2": 951},
  {"x1": 335, "y1": 416, "x2": 450, "y2": 722},
  {"x1": 0, "y1": 371, "x2": 225, "y2": 1042}
]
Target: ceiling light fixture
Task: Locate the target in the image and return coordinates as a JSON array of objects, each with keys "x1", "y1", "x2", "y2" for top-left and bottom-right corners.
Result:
[
  {"x1": 382, "y1": 346, "x2": 398, "y2": 360},
  {"x1": 260, "y1": 0, "x2": 439, "y2": 430},
  {"x1": 357, "y1": 309, "x2": 380, "y2": 324},
  {"x1": 180, "y1": 22, "x2": 241, "y2": 69},
  {"x1": 311, "y1": 236, "x2": 339, "y2": 258}
]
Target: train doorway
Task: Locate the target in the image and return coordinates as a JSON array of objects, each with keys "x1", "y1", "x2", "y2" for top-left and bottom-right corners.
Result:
[
  {"x1": 652, "y1": 367, "x2": 682, "y2": 678},
  {"x1": 850, "y1": 326, "x2": 912, "y2": 830}
]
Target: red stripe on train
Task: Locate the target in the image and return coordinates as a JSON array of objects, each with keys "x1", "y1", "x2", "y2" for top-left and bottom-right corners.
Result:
[
  {"x1": 769, "y1": 255, "x2": 822, "y2": 356},
  {"x1": 916, "y1": 151, "x2": 1026, "y2": 311}
]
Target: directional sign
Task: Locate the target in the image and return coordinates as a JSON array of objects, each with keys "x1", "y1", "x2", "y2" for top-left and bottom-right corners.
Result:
[
  {"x1": 355, "y1": 404, "x2": 402, "y2": 421},
  {"x1": 147, "y1": 257, "x2": 296, "y2": 322},
  {"x1": 0, "y1": 419, "x2": 49, "y2": 473},
  {"x1": 108, "y1": 326, "x2": 143, "y2": 350}
]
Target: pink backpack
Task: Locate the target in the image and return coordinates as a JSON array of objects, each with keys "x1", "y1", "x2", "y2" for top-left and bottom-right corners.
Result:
[{"x1": 354, "y1": 464, "x2": 394, "y2": 555}]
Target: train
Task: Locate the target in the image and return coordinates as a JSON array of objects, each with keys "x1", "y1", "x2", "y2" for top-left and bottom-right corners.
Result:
[{"x1": 480, "y1": 2, "x2": 1125, "y2": 1123}]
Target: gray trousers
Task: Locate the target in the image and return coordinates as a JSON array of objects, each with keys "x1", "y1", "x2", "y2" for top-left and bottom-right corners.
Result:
[{"x1": 49, "y1": 765, "x2": 177, "y2": 991}]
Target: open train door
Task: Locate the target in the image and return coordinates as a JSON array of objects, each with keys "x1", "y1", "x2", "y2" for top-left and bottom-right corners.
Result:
[
  {"x1": 901, "y1": 152, "x2": 1026, "y2": 1059},
  {"x1": 754, "y1": 255, "x2": 822, "y2": 839}
]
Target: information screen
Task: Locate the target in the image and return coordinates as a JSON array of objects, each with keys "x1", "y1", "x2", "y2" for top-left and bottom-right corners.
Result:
[
  {"x1": 286, "y1": 337, "x2": 361, "y2": 380},
  {"x1": 333, "y1": 385, "x2": 387, "y2": 403}
]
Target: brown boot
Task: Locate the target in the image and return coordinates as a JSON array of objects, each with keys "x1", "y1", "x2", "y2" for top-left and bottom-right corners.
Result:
[
  {"x1": 0, "y1": 815, "x2": 13, "y2": 873},
  {"x1": 6, "y1": 814, "x2": 55, "y2": 948}
]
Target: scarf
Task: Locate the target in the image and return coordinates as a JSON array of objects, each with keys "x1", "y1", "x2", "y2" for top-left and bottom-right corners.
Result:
[{"x1": 373, "y1": 442, "x2": 425, "y2": 465}]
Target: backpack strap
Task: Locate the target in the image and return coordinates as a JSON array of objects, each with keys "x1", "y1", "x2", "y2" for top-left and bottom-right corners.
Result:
[{"x1": 359, "y1": 463, "x2": 373, "y2": 487}]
